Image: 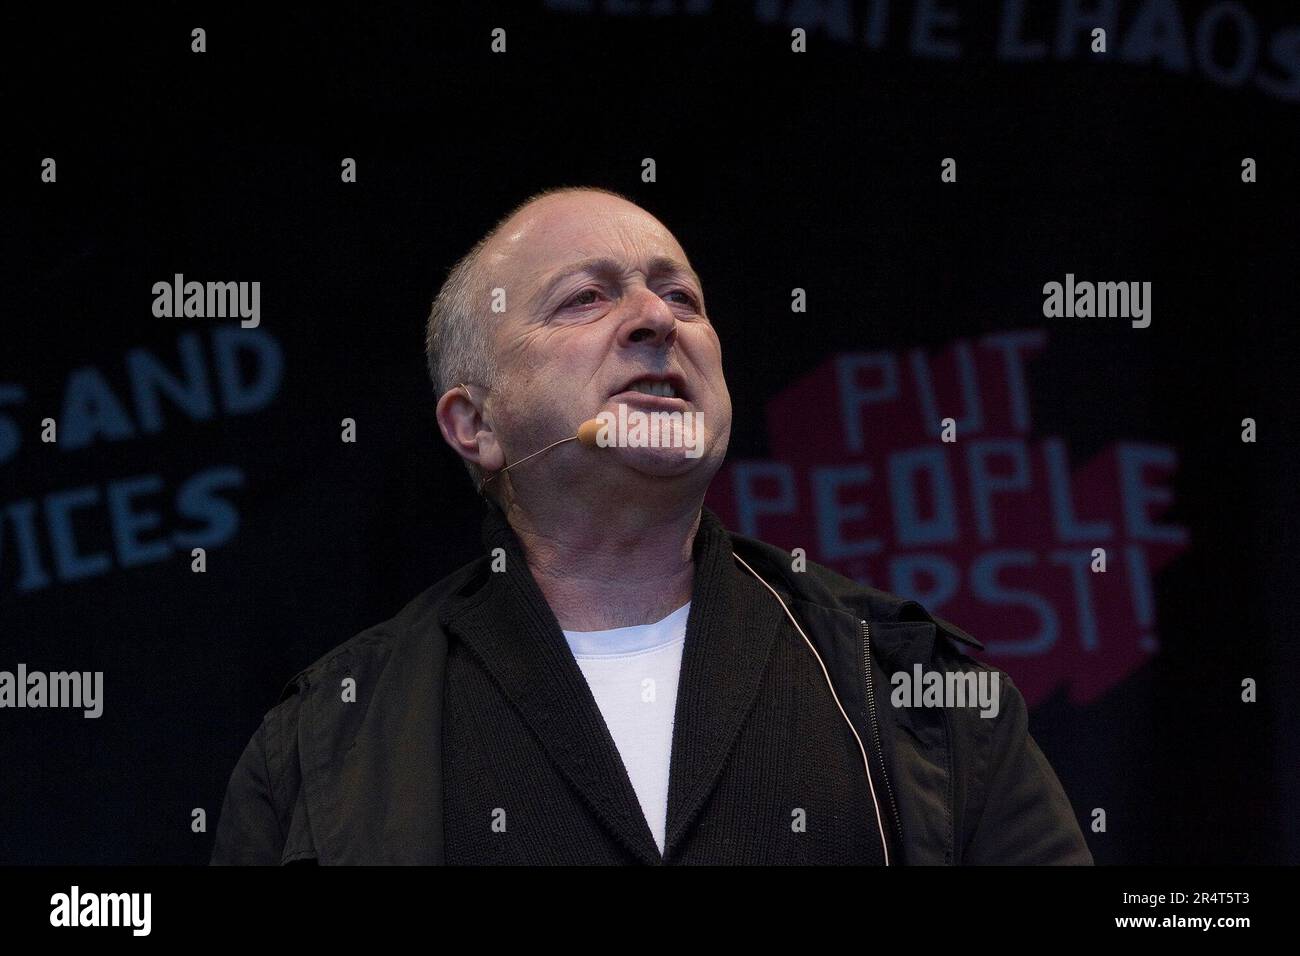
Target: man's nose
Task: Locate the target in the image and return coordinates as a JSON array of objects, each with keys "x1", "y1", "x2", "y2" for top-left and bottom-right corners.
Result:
[{"x1": 619, "y1": 287, "x2": 678, "y2": 348}]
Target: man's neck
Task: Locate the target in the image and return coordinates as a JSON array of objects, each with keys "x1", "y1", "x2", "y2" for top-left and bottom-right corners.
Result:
[{"x1": 503, "y1": 497, "x2": 703, "y2": 632}]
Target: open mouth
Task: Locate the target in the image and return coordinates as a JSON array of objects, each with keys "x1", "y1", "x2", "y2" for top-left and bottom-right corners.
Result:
[
  {"x1": 626, "y1": 379, "x2": 679, "y2": 398},
  {"x1": 613, "y1": 375, "x2": 689, "y2": 401}
]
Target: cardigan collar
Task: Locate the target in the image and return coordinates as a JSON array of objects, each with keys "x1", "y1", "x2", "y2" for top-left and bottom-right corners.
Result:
[{"x1": 438, "y1": 498, "x2": 785, "y2": 863}]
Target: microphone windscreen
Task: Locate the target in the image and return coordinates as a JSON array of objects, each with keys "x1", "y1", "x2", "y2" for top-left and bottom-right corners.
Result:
[{"x1": 576, "y1": 418, "x2": 604, "y2": 448}]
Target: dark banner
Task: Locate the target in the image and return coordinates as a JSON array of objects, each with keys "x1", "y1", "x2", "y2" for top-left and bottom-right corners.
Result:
[{"x1": 3, "y1": 1, "x2": 1297, "y2": 867}]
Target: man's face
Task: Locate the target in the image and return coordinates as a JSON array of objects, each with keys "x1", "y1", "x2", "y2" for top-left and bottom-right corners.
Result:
[{"x1": 476, "y1": 192, "x2": 732, "y2": 495}]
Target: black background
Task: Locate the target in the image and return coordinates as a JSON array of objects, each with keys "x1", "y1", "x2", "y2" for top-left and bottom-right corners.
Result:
[{"x1": 3, "y1": 1, "x2": 1298, "y2": 864}]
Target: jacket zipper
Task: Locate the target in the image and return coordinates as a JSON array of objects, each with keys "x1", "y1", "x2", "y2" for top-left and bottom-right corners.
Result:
[{"x1": 861, "y1": 618, "x2": 905, "y2": 854}]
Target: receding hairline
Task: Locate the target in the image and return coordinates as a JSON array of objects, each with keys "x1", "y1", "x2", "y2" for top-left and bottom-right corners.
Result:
[{"x1": 462, "y1": 185, "x2": 676, "y2": 303}]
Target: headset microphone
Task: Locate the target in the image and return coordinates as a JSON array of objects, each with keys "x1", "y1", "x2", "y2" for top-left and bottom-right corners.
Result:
[
  {"x1": 576, "y1": 418, "x2": 605, "y2": 448},
  {"x1": 475, "y1": 416, "x2": 606, "y2": 496}
]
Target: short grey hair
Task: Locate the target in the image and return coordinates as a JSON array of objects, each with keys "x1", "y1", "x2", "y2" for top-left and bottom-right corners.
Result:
[{"x1": 425, "y1": 184, "x2": 638, "y2": 495}]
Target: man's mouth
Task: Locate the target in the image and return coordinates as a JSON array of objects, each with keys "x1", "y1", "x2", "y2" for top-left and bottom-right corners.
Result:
[
  {"x1": 613, "y1": 374, "x2": 689, "y2": 401},
  {"x1": 626, "y1": 378, "x2": 679, "y2": 398}
]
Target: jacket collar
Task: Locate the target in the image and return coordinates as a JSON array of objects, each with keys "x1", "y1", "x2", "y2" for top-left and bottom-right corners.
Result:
[
  {"x1": 722, "y1": 525, "x2": 984, "y2": 657},
  {"x1": 437, "y1": 498, "x2": 786, "y2": 863}
]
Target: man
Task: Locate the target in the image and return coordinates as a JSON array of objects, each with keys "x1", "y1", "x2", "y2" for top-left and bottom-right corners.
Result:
[{"x1": 210, "y1": 186, "x2": 1093, "y2": 865}]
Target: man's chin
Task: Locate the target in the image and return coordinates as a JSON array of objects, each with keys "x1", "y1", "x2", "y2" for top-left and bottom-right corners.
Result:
[{"x1": 599, "y1": 446, "x2": 715, "y2": 483}]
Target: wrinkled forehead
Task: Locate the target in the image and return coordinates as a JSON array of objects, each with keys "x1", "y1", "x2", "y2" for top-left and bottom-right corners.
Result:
[{"x1": 481, "y1": 196, "x2": 696, "y2": 292}]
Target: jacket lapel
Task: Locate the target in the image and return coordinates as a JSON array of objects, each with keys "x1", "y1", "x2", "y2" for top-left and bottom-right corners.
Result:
[
  {"x1": 437, "y1": 502, "x2": 784, "y2": 864},
  {"x1": 438, "y1": 502, "x2": 664, "y2": 864},
  {"x1": 660, "y1": 507, "x2": 784, "y2": 856}
]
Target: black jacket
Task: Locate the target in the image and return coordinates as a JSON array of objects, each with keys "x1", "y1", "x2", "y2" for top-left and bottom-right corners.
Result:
[{"x1": 210, "y1": 502, "x2": 1093, "y2": 865}]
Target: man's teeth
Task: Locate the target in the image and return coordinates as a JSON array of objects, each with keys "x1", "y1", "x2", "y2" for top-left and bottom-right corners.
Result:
[{"x1": 627, "y1": 380, "x2": 678, "y2": 398}]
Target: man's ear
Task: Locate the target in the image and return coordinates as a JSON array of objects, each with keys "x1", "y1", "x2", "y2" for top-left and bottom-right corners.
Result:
[{"x1": 435, "y1": 385, "x2": 505, "y2": 473}]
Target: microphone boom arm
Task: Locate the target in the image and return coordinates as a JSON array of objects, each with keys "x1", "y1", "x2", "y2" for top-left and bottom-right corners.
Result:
[{"x1": 477, "y1": 435, "x2": 579, "y2": 496}]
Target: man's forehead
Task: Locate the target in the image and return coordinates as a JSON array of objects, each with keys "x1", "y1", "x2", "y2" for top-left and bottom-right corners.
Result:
[{"x1": 484, "y1": 196, "x2": 694, "y2": 284}]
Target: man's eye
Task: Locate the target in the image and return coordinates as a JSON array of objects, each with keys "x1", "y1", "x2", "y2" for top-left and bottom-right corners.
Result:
[
  {"x1": 666, "y1": 289, "x2": 699, "y2": 308},
  {"x1": 565, "y1": 289, "x2": 600, "y2": 307}
]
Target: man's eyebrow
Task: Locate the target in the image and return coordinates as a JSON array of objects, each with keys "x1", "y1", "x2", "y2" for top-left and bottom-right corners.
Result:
[{"x1": 530, "y1": 255, "x2": 702, "y2": 306}]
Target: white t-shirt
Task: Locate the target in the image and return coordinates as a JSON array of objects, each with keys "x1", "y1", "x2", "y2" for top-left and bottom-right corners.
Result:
[{"x1": 561, "y1": 601, "x2": 690, "y2": 854}]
